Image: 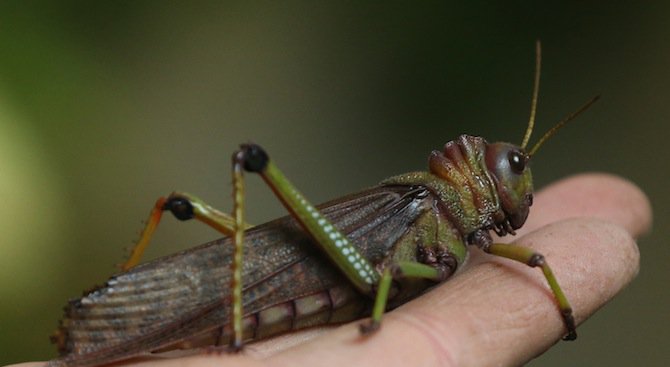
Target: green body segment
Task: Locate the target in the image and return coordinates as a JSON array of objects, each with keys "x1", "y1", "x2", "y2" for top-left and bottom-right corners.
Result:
[
  {"x1": 230, "y1": 153, "x2": 246, "y2": 349},
  {"x1": 261, "y1": 161, "x2": 379, "y2": 292}
]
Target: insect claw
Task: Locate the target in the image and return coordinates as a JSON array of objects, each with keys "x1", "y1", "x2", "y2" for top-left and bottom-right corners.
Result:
[
  {"x1": 563, "y1": 332, "x2": 577, "y2": 341},
  {"x1": 359, "y1": 320, "x2": 381, "y2": 335},
  {"x1": 563, "y1": 329, "x2": 578, "y2": 341},
  {"x1": 227, "y1": 340, "x2": 244, "y2": 353},
  {"x1": 561, "y1": 309, "x2": 577, "y2": 341}
]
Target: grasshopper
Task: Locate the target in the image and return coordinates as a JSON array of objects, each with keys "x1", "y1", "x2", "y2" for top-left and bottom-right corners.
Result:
[{"x1": 48, "y1": 43, "x2": 597, "y2": 367}]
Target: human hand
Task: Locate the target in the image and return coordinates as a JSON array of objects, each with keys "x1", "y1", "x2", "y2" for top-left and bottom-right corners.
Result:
[{"x1": 7, "y1": 173, "x2": 650, "y2": 367}]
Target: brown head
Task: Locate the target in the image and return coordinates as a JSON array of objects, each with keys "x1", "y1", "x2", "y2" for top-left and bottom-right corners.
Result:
[{"x1": 484, "y1": 142, "x2": 533, "y2": 231}]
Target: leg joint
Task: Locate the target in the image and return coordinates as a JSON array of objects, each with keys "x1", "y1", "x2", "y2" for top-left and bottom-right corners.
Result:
[
  {"x1": 528, "y1": 253, "x2": 545, "y2": 267},
  {"x1": 237, "y1": 143, "x2": 269, "y2": 173},
  {"x1": 163, "y1": 195, "x2": 194, "y2": 221}
]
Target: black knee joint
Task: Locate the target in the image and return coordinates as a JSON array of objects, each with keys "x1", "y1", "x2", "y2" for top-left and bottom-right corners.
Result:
[
  {"x1": 240, "y1": 143, "x2": 269, "y2": 173},
  {"x1": 528, "y1": 253, "x2": 545, "y2": 267},
  {"x1": 163, "y1": 197, "x2": 194, "y2": 221}
]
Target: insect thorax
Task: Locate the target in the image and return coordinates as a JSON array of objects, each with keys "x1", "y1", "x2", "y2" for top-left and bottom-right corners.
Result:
[{"x1": 382, "y1": 135, "x2": 505, "y2": 238}]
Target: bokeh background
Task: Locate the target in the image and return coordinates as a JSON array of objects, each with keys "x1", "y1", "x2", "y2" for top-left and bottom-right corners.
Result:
[{"x1": 0, "y1": 2, "x2": 667, "y2": 366}]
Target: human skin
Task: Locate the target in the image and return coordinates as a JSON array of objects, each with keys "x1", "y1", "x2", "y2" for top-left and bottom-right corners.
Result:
[{"x1": 7, "y1": 173, "x2": 651, "y2": 367}]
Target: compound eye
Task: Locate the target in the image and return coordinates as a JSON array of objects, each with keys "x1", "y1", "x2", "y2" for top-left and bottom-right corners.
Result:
[{"x1": 507, "y1": 150, "x2": 526, "y2": 175}]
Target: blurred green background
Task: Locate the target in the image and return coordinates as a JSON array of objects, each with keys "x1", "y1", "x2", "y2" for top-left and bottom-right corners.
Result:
[{"x1": 0, "y1": 1, "x2": 667, "y2": 366}]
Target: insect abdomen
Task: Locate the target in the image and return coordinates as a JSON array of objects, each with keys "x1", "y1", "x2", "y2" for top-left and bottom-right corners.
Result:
[{"x1": 161, "y1": 284, "x2": 367, "y2": 350}]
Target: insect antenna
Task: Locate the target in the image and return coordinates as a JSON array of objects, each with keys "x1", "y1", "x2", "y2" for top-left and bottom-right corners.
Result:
[
  {"x1": 528, "y1": 95, "x2": 601, "y2": 156},
  {"x1": 520, "y1": 40, "x2": 542, "y2": 150}
]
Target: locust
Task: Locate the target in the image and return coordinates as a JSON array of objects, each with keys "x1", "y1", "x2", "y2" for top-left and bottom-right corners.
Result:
[{"x1": 48, "y1": 42, "x2": 598, "y2": 367}]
